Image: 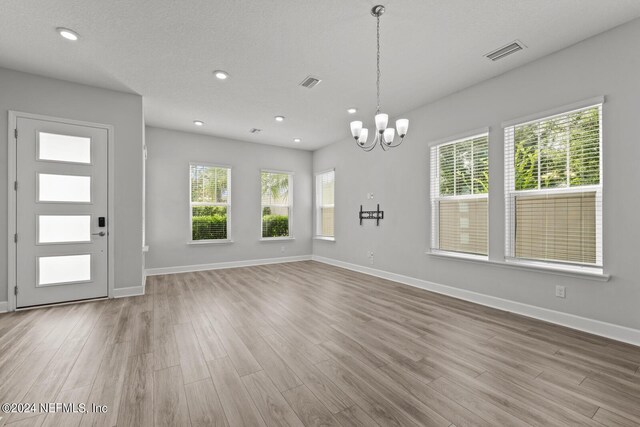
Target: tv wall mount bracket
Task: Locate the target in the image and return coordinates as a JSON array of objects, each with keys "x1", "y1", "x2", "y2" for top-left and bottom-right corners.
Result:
[{"x1": 359, "y1": 204, "x2": 384, "y2": 226}]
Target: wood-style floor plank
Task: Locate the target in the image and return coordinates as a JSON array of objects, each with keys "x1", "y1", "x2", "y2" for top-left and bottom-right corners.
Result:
[
  {"x1": 241, "y1": 370, "x2": 304, "y2": 427},
  {"x1": 1, "y1": 261, "x2": 639, "y2": 427},
  {"x1": 592, "y1": 407, "x2": 638, "y2": 427},
  {"x1": 184, "y1": 379, "x2": 229, "y2": 427},
  {"x1": 174, "y1": 322, "x2": 210, "y2": 384},
  {"x1": 116, "y1": 353, "x2": 154, "y2": 427},
  {"x1": 206, "y1": 314, "x2": 263, "y2": 377},
  {"x1": 333, "y1": 405, "x2": 380, "y2": 427},
  {"x1": 79, "y1": 341, "x2": 131, "y2": 427},
  {"x1": 281, "y1": 385, "x2": 340, "y2": 427},
  {"x1": 263, "y1": 333, "x2": 354, "y2": 414},
  {"x1": 207, "y1": 357, "x2": 266, "y2": 427},
  {"x1": 41, "y1": 385, "x2": 91, "y2": 427},
  {"x1": 153, "y1": 366, "x2": 191, "y2": 427}
]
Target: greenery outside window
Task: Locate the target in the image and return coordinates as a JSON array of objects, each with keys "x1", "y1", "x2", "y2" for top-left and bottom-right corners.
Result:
[
  {"x1": 261, "y1": 170, "x2": 293, "y2": 238},
  {"x1": 430, "y1": 132, "x2": 489, "y2": 256},
  {"x1": 504, "y1": 102, "x2": 602, "y2": 268},
  {"x1": 189, "y1": 164, "x2": 231, "y2": 242}
]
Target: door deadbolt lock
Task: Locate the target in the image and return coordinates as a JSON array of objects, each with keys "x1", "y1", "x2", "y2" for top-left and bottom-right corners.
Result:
[{"x1": 98, "y1": 217, "x2": 106, "y2": 227}]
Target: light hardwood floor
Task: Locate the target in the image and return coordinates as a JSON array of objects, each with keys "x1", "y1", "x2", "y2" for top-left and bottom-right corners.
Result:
[{"x1": 1, "y1": 260, "x2": 639, "y2": 426}]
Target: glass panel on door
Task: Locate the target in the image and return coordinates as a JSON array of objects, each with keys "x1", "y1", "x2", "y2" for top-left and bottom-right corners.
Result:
[
  {"x1": 38, "y1": 173, "x2": 91, "y2": 202},
  {"x1": 38, "y1": 132, "x2": 91, "y2": 164},
  {"x1": 38, "y1": 215, "x2": 91, "y2": 243},
  {"x1": 38, "y1": 254, "x2": 92, "y2": 285}
]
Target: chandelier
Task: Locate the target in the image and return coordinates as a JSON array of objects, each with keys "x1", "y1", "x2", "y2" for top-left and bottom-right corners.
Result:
[{"x1": 350, "y1": 5, "x2": 409, "y2": 152}]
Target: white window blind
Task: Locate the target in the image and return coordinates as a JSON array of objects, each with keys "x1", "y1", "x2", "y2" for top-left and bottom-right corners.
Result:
[
  {"x1": 504, "y1": 103, "x2": 602, "y2": 268},
  {"x1": 190, "y1": 164, "x2": 231, "y2": 241},
  {"x1": 315, "y1": 170, "x2": 335, "y2": 238},
  {"x1": 261, "y1": 171, "x2": 292, "y2": 238},
  {"x1": 430, "y1": 133, "x2": 489, "y2": 256}
]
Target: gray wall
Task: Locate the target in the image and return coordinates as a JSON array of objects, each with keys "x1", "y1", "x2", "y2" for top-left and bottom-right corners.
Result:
[
  {"x1": 145, "y1": 127, "x2": 313, "y2": 269},
  {"x1": 0, "y1": 67, "x2": 144, "y2": 301},
  {"x1": 313, "y1": 19, "x2": 640, "y2": 330}
]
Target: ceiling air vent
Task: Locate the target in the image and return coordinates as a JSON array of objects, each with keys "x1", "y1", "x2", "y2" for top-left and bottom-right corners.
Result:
[
  {"x1": 484, "y1": 40, "x2": 526, "y2": 61},
  {"x1": 299, "y1": 75, "x2": 322, "y2": 89},
  {"x1": 249, "y1": 128, "x2": 262, "y2": 134}
]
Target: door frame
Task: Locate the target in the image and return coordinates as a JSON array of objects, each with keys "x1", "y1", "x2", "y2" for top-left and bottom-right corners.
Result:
[{"x1": 7, "y1": 111, "x2": 115, "y2": 311}]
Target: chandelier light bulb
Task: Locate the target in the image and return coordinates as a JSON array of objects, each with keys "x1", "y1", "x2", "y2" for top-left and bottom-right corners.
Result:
[
  {"x1": 396, "y1": 119, "x2": 409, "y2": 137},
  {"x1": 358, "y1": 128, "x2": 369, "y2": 145},
  {"x1": 383, "y1": 128, "x2": 395, "y2": 144},
  {"x1": 375, "y1": 113, "x2": 388, "y2": 133},
  {"x1": 350, "y1": 121, "x2": 363, "y2": 139}
]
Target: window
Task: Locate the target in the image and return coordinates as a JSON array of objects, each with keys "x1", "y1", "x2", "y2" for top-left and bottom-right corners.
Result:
[
  {"x1": 315, "y1": 170, "x2": 335, "y2": 239},
  {"x1": 430, "y1": 133, "x2": 489, "y2": 256},
  {"x1": 504, "y1": 103, "x2": 602, "y2": 268},
  {"x1": 190, "y1": 164, "x2": 231, "y2": 241},
  {"x1": 261, "y1": 171, "x2": 292, "y2": 238}
]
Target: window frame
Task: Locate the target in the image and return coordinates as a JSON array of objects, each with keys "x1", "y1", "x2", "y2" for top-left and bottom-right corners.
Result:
[
  {"x1": 430, "y1": 131, "x2": 490, "y2": 258},
  {"x1": 260, "y1": 169, "x2": 294, "y2": 241},
  {"x1": 503, "y1": 99, "x2": 603, "y2": 270},
  {"x1": 314, "y1": 168, "x2": 336, "y2": 241},
  {"x1": 188, "y1": 162, "x2": 232, "y2": 244}
]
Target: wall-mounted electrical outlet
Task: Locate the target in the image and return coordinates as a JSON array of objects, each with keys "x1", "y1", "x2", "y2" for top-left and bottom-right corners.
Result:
[
  {"x1": 280, "y1": 246, "x2": 285, "y2": 253},
  {"x1": 555, "y1": 285, "x2": 566, "y2": 298},
  {"x1": 368, "y1": 251, "x2": 374, "y2": 265}
]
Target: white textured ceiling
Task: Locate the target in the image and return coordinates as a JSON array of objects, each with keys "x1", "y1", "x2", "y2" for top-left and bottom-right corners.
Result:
[{"x1": 1, "y1": 1, "x2": 640, "y2": 150}]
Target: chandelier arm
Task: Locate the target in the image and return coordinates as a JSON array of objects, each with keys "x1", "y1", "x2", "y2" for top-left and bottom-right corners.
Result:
[
  {"x1": 358, "y1": 140, "x2": 377, "y2": 150},
  {"x1": 370, "y1": 133, "x2": 383, "y2": 151},
  {"x1": 362, "y1": 139, "x2": 378, "y2": 152},
  {"x1": 385, "y1": 135, "x2": 405, "y2": 148},
  {"x1": 356, "y1": 135, "x2": 377, "y2": 150}
]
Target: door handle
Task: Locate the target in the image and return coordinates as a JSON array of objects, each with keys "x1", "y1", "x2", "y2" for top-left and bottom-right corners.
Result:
[{"x1": 92, "y1": 232, "x2": 106, "y2": 237}]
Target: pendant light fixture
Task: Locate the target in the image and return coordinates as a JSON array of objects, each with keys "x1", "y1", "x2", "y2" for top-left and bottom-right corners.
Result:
[{"x1": 350, "y1": 5, "x2": 409, "y2": 151}]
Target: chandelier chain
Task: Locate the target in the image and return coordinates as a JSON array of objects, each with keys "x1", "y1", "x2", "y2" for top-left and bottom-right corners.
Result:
[{"x1": 376, "y1": 14, "x2": 381, "y2": 114}]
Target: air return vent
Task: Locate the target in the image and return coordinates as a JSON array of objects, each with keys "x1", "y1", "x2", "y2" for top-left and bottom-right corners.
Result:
[
  {"x1": 299, "y1": 75, "x2": 322, "y2": 89},
  {"x1": 484, "y1": 40, "x2": 526, "y2": 61}
]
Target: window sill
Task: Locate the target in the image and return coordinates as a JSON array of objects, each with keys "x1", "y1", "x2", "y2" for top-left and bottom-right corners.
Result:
[
  {"x1": 188, "y1": 239, "x2": 234, "y2": 245},
  {"x1": 260, "y1": 237, "x2": 295, "y2": 242},
  {"x1": 426, "y1": 251, "x2": 609, "y2": 282},
  {"x1": 314, "y1": 236, "x2": 336, "y2": 242},
  {"x1": 428, "y1": 250, "x2": 488, "y2": 262}
]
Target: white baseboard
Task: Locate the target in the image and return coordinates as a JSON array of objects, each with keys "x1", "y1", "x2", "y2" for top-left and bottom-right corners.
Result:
[
  {"x1": 145, "y1": 255, "x2": 312, "y2": 276},
  {"x1": 0, "y1": 301, "x2": 7, "y2": 313},
  {"x1": 113, "y1": 286, "x2": 145, "y2": 298},
  {"x1": 312, "y1": 255, "x2": 640, "y2": 347}
]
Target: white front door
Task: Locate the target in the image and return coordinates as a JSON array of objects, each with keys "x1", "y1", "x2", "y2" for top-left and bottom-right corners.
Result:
[{"x1": 15, "y1": 117, "x2": 109, "y2": 308}]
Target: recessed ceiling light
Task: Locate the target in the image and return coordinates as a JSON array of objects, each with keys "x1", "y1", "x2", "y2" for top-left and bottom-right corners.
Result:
[
  {"x1": 293, "y1": 138, "x2": 301, "y2": 143},
  {"x1": 274, "y1": 116, "x2": 285, "y2": 122},
  {"x1": 193, "y1": 120, "x2": 204, "y2": 126},
  {"x1": 347, "y1": 108, "x2": 358, "y2": 114},
  {"x1": 57, "y1": 27, "x2": 79, "y2": 41},
  {"x1": 213, "y1": 70, "x2": 229, "y2": 80}
]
